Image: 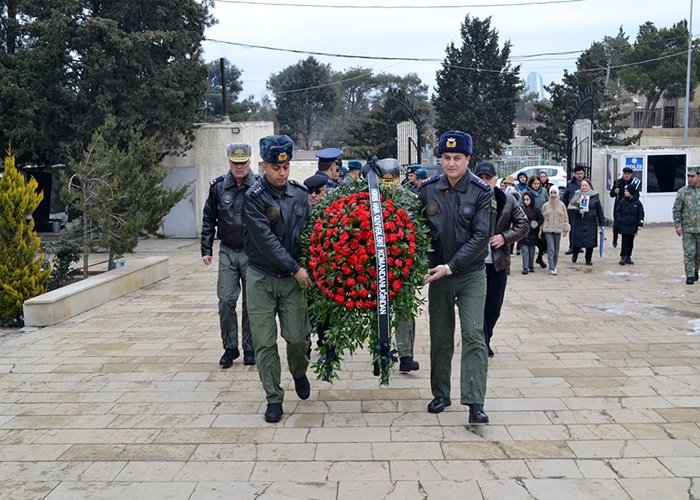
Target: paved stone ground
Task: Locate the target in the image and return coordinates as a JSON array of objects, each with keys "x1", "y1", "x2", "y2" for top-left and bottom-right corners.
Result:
[{"x1": 1, "y1": 226, "x2": 699, "y2": 499}]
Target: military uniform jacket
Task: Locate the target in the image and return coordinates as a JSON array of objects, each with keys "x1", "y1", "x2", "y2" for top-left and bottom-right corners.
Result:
[
  {"x1": 201, "y1": 170, "x2": 257, "y2": 257},
  {"x1": 242, "y1": 176, "x2": 310, "y2": 277},
  {"x1": 673, "y1": 185, "x2": 700, "y2": 233},
  {"x1": 418, "y1": 171, "x2": 495, "y2": 274}
]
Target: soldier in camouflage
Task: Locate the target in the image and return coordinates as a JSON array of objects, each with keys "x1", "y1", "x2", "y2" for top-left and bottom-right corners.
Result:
[{"x1": 672, "y1": 166, "x2": 700, "y2": 285}]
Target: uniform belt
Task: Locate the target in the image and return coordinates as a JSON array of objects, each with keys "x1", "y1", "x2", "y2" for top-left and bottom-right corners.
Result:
[{"x1": 221, "y1": 241, "x2": 244, "y2": 252}]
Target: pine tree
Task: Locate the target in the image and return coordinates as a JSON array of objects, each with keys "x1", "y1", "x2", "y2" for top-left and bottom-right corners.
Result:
[
  {"x1": 0, "y1": 146, "x2": 50, "y2": 325},
  {"x1": 433, "y1": 15, "x2": 521, "y2": 163},
  {"x1": 62, "y1": 119, "x2": 188, "y2": 274}
]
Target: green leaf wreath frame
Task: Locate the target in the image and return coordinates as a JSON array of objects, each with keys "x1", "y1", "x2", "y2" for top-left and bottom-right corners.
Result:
[{"x1": 300, "y1": 179, "x2": 431, "y2": 385}]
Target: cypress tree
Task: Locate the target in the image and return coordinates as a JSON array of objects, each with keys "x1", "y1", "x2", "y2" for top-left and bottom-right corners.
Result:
[{"x1": 0, "y1": 146, "x2": 50, "y2": 325}]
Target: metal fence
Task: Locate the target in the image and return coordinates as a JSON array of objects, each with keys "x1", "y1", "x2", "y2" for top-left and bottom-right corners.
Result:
[
  {"x1": 625, "y1": 108, "x2": 700, "y2": 129},
  {"x1": 492, "y1": 146, "x2": 560, "y2": 178}
]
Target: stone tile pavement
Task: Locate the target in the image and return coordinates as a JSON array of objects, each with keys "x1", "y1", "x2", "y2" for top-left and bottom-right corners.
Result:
[{"x1": 0, "y1": 226, "x2": 699, "y2": 499}]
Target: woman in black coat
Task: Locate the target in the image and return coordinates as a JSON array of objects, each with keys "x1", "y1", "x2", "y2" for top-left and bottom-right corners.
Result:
[
  {"x1": 567, "y1": 178, "x2": 605, "y2": 265},
  {"x1": 613, "y1": 184, "x2": 644, "y2": 265},
  {"x1": 520, "y1": 191, "x2": 544, "y2": 274}
]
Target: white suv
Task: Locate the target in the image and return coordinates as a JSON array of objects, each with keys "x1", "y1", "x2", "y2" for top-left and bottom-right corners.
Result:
[{"x1": 503, "y1": 166, "x2": 568, "y2": 189}]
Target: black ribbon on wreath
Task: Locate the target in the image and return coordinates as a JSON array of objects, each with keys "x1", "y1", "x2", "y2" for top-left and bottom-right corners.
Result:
[{"x1": 364, "y1": 154, "x2": 398, "y2": 384}]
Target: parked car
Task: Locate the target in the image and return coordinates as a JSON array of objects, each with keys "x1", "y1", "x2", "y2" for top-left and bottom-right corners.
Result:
[{"x1": 499, "y1": 165, "x2": 568, "y2": 190}]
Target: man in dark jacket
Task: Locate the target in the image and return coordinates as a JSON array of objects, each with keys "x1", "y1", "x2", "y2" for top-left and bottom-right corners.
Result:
[
  {"x1": 243, "y1": 135, "x2": 312, "y2": 423},
  {"x1": 419, "y1": 130, "x2": 494, "y2": 424},
  {"x1": 201, "y1": 143, "x2": 257, "y2": 368},
  {"x1": 562, "y1": 165, "x2": 585, "y2": 254},
  {"x1": 610, "y1": 165, "x2": 641, "y2": 248},
  {"x1": 474, "y1": 162, "x2": 529, "y2": 358}
]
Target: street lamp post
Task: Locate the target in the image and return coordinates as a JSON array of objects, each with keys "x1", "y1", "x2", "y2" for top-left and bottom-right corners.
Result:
[{"x1": 685, "y1": 0, "x2": 694, "y2": 145}]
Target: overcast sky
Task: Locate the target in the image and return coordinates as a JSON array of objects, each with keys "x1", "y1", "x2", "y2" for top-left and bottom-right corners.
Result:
[{"x1": 202, "y1": 0, "x2": 696, "y2": 101}]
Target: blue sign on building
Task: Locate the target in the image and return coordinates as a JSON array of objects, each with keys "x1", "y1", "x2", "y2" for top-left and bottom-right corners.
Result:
[{"x1": 625, "y1": 157, "x2": 644, "y2": 172}]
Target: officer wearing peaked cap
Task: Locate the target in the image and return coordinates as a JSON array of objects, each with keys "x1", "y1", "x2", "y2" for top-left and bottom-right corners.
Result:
[
  {"x1": 404, "y1": 164, "x2": 422, "y2": 194},
  {"x1": 339, "y1": 159, "x2": 362, "y2": 187},
  {"x1": 243, "y1": 135, "x2": 312, "y2": 423},
  {"x1": 673, "y1": 166, "x2": 700, "y2": 284},
  {"x1": 202, "y1": 142, "x2": 257, "y2": 368},
  {"x1": 418, "y1": 130, "x2": 495, "y2": 424},
  {"x1": 314, "y1": 147, "x2": 343, "y2": 189}
]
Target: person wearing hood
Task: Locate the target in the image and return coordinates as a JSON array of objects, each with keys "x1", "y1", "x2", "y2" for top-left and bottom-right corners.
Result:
[
  {"x1": 567, "y1": 178, "x2": 605, "y2": 266},
  {"x1": 515, "y1": 172, "x2": 528, "y2": 193},
  {"x1": 540, "y1": 185, "x2": 570, "y2": 275},
  {"x1": 526, "y1": 175, "x2": 549, "y2": 268},
  {"x1": 613, "y1": 183, "x2": 644, "y2": 265}
]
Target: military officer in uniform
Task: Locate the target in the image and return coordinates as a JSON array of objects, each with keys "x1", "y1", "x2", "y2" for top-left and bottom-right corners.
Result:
[
  {"x1": 303, "y1": 174, "x2": 329, "y2": 206},
  {"x1": 314, "y1": 147, "x2": 343, "y2": 189},
  {"x1": 201, "y1": 142, "x2": 257, "y2": 368},
  {"x1": 673, "y1": 166, "x2": 700, "y2": 285},
  {"x1": 339, "y1": 160, "x2": 362, "y2": 187},
  {"x1": 419, "y1": 130, "x2": 494, "y2": 424},
  {"x1": 243, "y1": 135, "x2": 312, "y2": 423},
  {"x1": 374, "y1": 158, "x2": 421, "y2": 372}
]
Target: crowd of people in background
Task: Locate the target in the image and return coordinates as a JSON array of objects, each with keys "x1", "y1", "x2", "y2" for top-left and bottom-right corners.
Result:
[{"x1": 201, "y1": 135, "x2": 654, "y2": 424}]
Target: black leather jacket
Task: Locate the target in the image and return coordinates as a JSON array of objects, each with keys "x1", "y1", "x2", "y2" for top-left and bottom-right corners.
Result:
[
  {"x1": 418, "y1": 171, "x2": 496, "y2": 274},
  {"x1": 242, "y1": 176, "x2": 310, "y2": 277},
  {"x1": 201, "y1": 170, "x2": 257, "y2": 256}
]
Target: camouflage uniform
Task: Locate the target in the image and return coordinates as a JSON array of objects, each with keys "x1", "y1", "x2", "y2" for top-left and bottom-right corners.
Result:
[{"x1": 673, "y1": 179, "x2": 700, "y2": 279}]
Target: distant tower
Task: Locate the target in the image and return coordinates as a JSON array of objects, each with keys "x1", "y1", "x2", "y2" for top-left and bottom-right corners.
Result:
[{"x1": 526, "y1": 72, "x2": 545, "y2": 100}]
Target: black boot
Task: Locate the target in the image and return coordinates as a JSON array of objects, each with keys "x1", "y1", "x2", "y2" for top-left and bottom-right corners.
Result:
[
  {"x1": 399, "y1": 356, "x2": 419, "y2": 372},
  {"x1": 619, "y1": 257, "x2": 626, "y2": 265},
  {"x1": 219, "y1": 348, "x2": 239, "y2": 368},
  {"x1": 264, "y1": 403, "x2": 283, "y2": 423},
  {"x1": 468, "y1": 404, "x2": 489, "y2": 424},
  {"x1": 687, "y1": 277, "x2": 695, "y2": 285},
  {"x1": 243, "y1": 350, "x2": 256, "y2": 365},
  {"x1": 571, "y1": 252, "x2": 578, "y2": 263},
  {"x1": 293, "y1": 375, "x2": 310, "y2": 400},
  {"x1": 625, "y1": 256, "x2": 634, "y2": 265},
  {"x1": 427, "y1": 396, "x2": 451, "y2": 414}
]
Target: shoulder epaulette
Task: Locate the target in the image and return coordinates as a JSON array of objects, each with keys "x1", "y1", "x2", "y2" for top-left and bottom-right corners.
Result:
[
  {"x1": 422, "y1": 175, "x2": 440, "y2": 187},
  {"x1": 470, "y1": 173, "x2": 491, "y2": 191},
  {"x1": 289, "y1": 179, "x2": 308, "y2": 191},
  {"x1": 249, "y1": 182, "x2": 266, "y2": 198},
  {"x1": 210, "y1": 175, "x2": 225, "y2": 186}
]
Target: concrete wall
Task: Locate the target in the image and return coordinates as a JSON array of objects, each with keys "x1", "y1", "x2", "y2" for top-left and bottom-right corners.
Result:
[
  {"x1": 161, "y1": 121, "x2": 274, "y2": 236},
  {"x1": 161, "y1": 121, "x2": 326, "y2": 237}
]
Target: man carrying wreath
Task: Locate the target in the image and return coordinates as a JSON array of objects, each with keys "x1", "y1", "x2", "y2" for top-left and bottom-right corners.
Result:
[
  {"x1": 419, "y1": 130, "x2": 495, "y2": 424},
  {"x1": 243, "y1": 135, "x2": 312, "y2": 423}
]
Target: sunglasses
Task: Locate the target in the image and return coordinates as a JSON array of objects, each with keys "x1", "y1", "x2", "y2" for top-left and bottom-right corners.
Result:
[{"x1": 309, "y1": 187, "x2": 324, "y2": 195}]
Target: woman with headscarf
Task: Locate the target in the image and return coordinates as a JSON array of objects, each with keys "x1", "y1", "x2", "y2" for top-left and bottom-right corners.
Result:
[{"x1": 567, "y1": 178, "x2": 605, "y2": 266}]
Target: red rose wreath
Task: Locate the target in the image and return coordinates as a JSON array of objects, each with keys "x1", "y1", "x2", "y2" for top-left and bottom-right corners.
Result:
[{"x1": 301, "y1": 181, "x2": 430, "y2": 384}]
